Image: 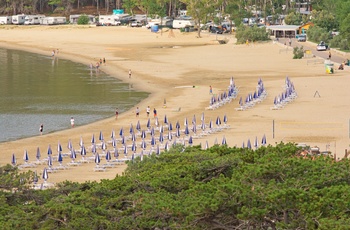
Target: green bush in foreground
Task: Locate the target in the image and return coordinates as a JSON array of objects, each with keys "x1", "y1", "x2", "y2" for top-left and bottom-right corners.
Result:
[
  {"x1": 1, "y1": 143, "x2": 350, "y2": 229},
  {"x1": 293, "y1": 46, "x2": 305, "y2": 59},
  {"x1": 235, "y1": 25, "x2": 270, "y2": 44},
  {"x1": 77, "y1": 14, "x2": 89, "y2": 25}
]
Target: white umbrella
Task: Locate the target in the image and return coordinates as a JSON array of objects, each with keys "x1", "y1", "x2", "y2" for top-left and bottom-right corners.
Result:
[{"x1": 42, "y1": 168, "x2": 49, "y2": 182}]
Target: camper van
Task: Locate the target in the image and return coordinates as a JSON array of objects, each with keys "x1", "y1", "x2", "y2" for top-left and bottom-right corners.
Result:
[
  {"x1": 69, "y1": 14, "x2": 96, "y2": 24},
  {"x1": 98, "y1": 15, "x2": 122, "y2": 26},
  {"x1": 172, "y1": 19, "x2": 195, "y2": 29},
  {"x1": 12, "y1": 15, "x2": 26, "y2": 25},
  {"x1": 24, "y1": 15, "x2": 45, "y2": 25},
  {"x1": 0, "y1": 16, "x2": 12, "y2": 24},
  {"x1": 40, "y1": 17, "x2": 66, "y2": 25}
]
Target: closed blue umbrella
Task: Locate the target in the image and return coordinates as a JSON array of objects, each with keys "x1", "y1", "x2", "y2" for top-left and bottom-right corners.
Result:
[
  {"x1": 79, "y1": 136, "x2": 84, "y2": 147},
  {"x1": 141, "y1": 130, "x2": 146, "y2": 139},
  {"x1": 184, "y1": 125, "x2": 190, "y2": 135},
  {"x1": 124, "y1": 145, "x2": 128, "y2": 155},
  {"x1": 99, "y1": 131, "x2": 104, "y2": 141},
  {"x1": 91, "y1": 134, "x2": 95, "y2": 144},
  {"x1": 216, "y1": 116, "x2": 221, "y2": 126},
  {"x1": 111, "y1": 129, "x2": 115, "y2": 139},
  {"x1": 146, "y1": 118, "x2": 151, "y2": 129},
  {"x1": 42, "y1": 168, "x2": 49, "y2": 182},
  {"x1": 57, "y1": 141, "x2": 62, "y2": 153},
  {"x1": 150, "y1": 127, "x2": 155, "y2": 136},
  {"x1": 95, "y1": 153, "x2": 100, "y2": 165},
  {"x1": 164, "y1": 114, "x2": 168, "y2": 124},
  {"x1": 192, "y1": 115, "x2": 196, "y2": 125},
  {"x1": 192, "y1": 124, "x2": 197, "y2": 134},
  {"x1": 112, "y1": 138, "x2": 117, "y2": 148},
  {"x1": 132, "y1": 142, "x2": 137, "y2": 152},
  {"x1": 70, "y1": 149, "x2": 76, "y2": 162},
  {"x1": 11, "y1": 153, "x2": 16, "y2": 166},
  {"x1": 209, "y1": 120, "x2": 213, "y2": 130},
  {"x1": 131, "y1": 132, "x2": 137, "y2": 142},
  {"x1": 106, "y1": 151, "x2": 111, "y2": 162},
  {"x1": 47, "y1": 156, "x2": 53, "y2": 168},
  {"x1": 188, "y1": 136, "x2": 193, "y2": 145},
  {"x1": 141, "y1": 140, "x2": 147, "y2": 149},
  {"x1": 58, "y1": 152, "x2": 63, "y2": 165},
  {"x1": 23, "y1": 150, "x2": 29, "y2": 163},
  {"x1": 222, "y1": 136, "x2": 227, "y2": 145},
  {"x1": 176, "y1": 121, "x2": 180, "y2": 129},
  {"x1": 247, "y1": 139, "x2": 252, "y2": 149},
  {"x1": 201, "y1": 112, "x2": 205, "y2": 122},
  {"x1": 136, "y1": 120, "x2": 141, "y2": 132},
  {"x1": 176, "y1": 127, "x2": 180, "y2": 138},
  {"x1": 119, "y1": 128, "x2": 124, "y2": 137},
  {"x1": 169, "y1": 122, "x2": 173, "y2": 131},
  {"x1": 67, "y1": 139, "x2": 73, "y2": 150},
  {"x1": 151, "y1": 135, "x2": 156, "y2": 146},
  {"x1": 165, "y1": 141, "x2": 169, "y2": 151},
  {"x1": 254, "y1": 136, "x2": 259, "y2": 149},
  {"x1": 159, "y1": 124, "x2": 164, "y2": 133},
  {"x1": 121, "y1": 135, "x2": 126, "y2": 145},
  {"x1": 129, "y1": 123, "x2": 134, "y2": 134},
  {"x1": 159, "y1": 132, "x2": 164, "y2": 143},
  {"x1": 47, "y1": 145, "x2": 52, "y2": 156},
  {"x1": 184, "y1": 117, "x2": 188, "y2": 126},
  {"x1": 223, "y1": 114, "x2": 228, "y2": 124},
  {"x1": 155, "y1": 117, "x2": 159, "y2": 127},
  {"x1": 101, "y1": 141, "x2": 107, "y2": 151},
  {"x1": 81, "y1": 146, "x2": 87, "y2": 160},
  {"x1": 201, "y1": 121, "x2": 206, "y2": 130},
  {"x1": 114, "y1": 149, "x2": 119, "y2": 159},
  {"x1": 91, "y1": 143, "x2": 97, "y2": 154},
  {"x1": 36, "y1": 147, "x2": 41, "y2": 161},
  {"x1": 168, "y1": 131, "x2": 172, "y2": 141},
  {"x1": 261, "y1": 134, "x2": 267, "y2": 146}
]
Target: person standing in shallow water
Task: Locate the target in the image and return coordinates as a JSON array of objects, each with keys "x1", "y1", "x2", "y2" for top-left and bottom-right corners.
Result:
[
  {"x1": 70, "y1": 117, "x2": 75, "y2": 128},
  {"x1": 39, "y1": 124, "x2": 43, "y2": 135},
  {"x1": 115, "y1": 108, "x2": 119, "y2": 120},
  {"x1": 128, "y1": 69, "x2": 132, "y2": 78}
]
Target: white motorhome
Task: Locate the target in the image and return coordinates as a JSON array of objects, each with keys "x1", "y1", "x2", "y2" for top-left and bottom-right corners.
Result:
[
  {"x1": 40, "y1": 17, "x2": 66, "y2": 25},
  {"x1": 172, "y1": 19, "x2": 195, "y2": 29},
  {"x1": 0, "y1": 16, "x2": 12, "y2": 24},
  {"x1": 24, "y1": 15, "x2": 45, "y2": 25},
  {"x1": 69, "y1": 14, "x2": 96, "y2": 24},
  {"x1": 12, "y1": 15, "x2": 26, "y2": 25},
  {"x1": 98, "y1": 15, "x2": 123, "y2": 26}
]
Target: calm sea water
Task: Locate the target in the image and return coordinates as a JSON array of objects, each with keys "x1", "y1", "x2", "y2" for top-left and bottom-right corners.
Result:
[{"x1": 0, "y1": 48, "x2": 148, "y2": 142}]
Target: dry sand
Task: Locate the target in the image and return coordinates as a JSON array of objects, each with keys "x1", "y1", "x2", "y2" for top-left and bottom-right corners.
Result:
[{"x1": 1, "y1": 25, "x2": 350, "y2": 184}]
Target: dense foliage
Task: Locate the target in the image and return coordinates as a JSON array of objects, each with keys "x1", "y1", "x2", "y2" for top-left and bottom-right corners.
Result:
[
  {"x1": 235, "y1": 25, "x2": 270, "y2": 44},
  {"x1": 1, "y1": 143, "x2": 350, "y2": 229},
  {"x1": 293, "y1": 46, "x2": 304, "y2": 59},
  {"x1": 77, "y1": 14, "x2": 89, "y2": 24}
]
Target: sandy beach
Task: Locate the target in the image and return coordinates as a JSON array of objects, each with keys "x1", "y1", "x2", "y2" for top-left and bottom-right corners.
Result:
[{"x1": 1, "y1": 25, "x2": 350, "y2": 184}]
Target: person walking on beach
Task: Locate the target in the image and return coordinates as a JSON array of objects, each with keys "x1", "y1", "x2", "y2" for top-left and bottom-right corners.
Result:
[
  {"x1": 153, "y1": 108, "x2": 157, "y2": 118},
  {"x1": 135, "y1": 107, "x2": 140, "y2": 117},
  {"x1": 99, "y1": 58, "x2": 102, "y2": 65},
  {"x1": 288, "y1": 38, "x2": 292, "y2": 46},
  {"x1": 128, "y1": 69, "x2": 132, "y2": 78},
  {"x1": 329, "y1": 51, "x2": 331, "y2": 60},
  {"x1": 39, "y1": 124, "x2": 43, "y2": 135},
  {"x1": 146, "y1": 106, "x2": 150, "y2": 117},
  {"x1": 70, "y1": 117, "x2": 75, "y2": 128},
  {"x1": 103, "y1": 58, "x2": 106, "y2": 65},
  {"x1": 209, "y1": 85, "x2": 213, "y2": 94},
  {"x1": 115, "y1": 108, "x2": 119, "y2": 120}
]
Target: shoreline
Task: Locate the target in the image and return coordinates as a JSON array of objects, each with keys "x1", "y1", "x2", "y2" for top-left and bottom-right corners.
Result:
[{"x1": 1, "y1": 25, "x2": 350, "y2": 184}]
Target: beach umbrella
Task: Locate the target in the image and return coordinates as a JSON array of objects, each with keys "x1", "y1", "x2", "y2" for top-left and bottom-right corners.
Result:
[
  {"x1": 79, "y1": 136, "x2": 84, "y2": 147},
  {"x1": 150, "y1": 127, "x2": 155, "y2": 136},
  {"x1": 146, "y1": 118, "x2": 151, "y2": 129},
  {"x1": 141, "y1": 140, "x2": 147, "y2": 150},
  {"x1": 216, "y1": 116, "x2": 221, "y2": 126},
  {"x1": 176, "y1": 121, "x2": 180, "y2": 129},
  {"x1": 91, "y1": 134, "x2": 95, "y2": 144},
  {"x1": 95, "y1": 153, "x2": 101, "y2": 165},
  {"x1": 58, "y1": 152, "x2": 63, "y2": 165},
  {"x1": 81, "y1": 146, "x2": 87, "y2": 160},
  {"x1": 47, "y1": 156, "x2": 53, "y2": 168},
  {"x1": 261, "y1": 134, "x2": 267, "y2": 146},
  {"x1": 131, "y1": 132, "x2": 137, "y2": 142},
  {"x1": 165, "y1": 141, "x2": 170, "y2": 151},
  {"x1": 247, "y1": 139, "x2": 252, "y2": 149},
  {"x1": 141, "y1": 130, "x2": 146, "y2": 139},
  {"x1": 164, "y1": 115, "x2": 168, "y2": 124},
  {"x1": 47, "y1": 145, "x2": 52, "y2": 156},
  {"x1": 201, "y1": 121, "x2": 206, "y2": 130},
  {"x1": 132, "y1": 142, "x2": 137, "y2": 152},
  {"x1": 184, "y1": 125, "x2": 190, "y2": 135},
  {"x1": 106, "y1": 151, "x2": 111, "y2": 162},
  {"x1": 192, "y1": 124, "x2": 197, "y2": 134},
  {"x1": 184, "y1": 117, "x2": 188, "y2": 126},
  {"x1": 156, "y1": 144, "x2": 160, "y2": 155},
  {"x1": 121, "y1": 135, "x2": 126, "y2": 145},
  {"x1": 101, "y1": 141, "x2": 107, "y2": 152},
  {"x1": 136, "y1": 120, "x2": 141, "y2": 132},
  {"x1": 33, "y1": 171, "x2": 38, "y2": 184},
  {"x1": 192, "y1": 115, "x2": 196, "y2": 125},
  {"x1": 70, "y1": 149, "x2": 76, "y2": 162},
  {"x1": 205, "y1": 140, "x2": 209, "y2": 150},
  {"x1": 188, "y1": 136, "x2": 193, "y2": 145},
  {"x1": 168, "y1": 131, "x2": 172, "y2": 141},
  {"x1": 111, "y1": 129, "x2": 115, "y2": 139},
  {"x1": 119, "y1": 128, "x2": 124, "y2": 137},
  {"x1": 176, "y1": 127, "x2": 181, "y2": 138},
  {"x1": 155, "y1": 117, "x2": 159, "y2": 127},
  {"x1": 242, "y1": 141, "x2": 245, "y2": 148},
  {"x1": 114, "y1": 149, "x2": 119, "y2": 159},
  {"x1": 201, "y1": 112, "x2": 205, "y2": 122},
  {"x1": 169, "y1": 122, "x2": 173, "y2": 131},
  {"x1": 99, "y1": 131, "x2": 104, "y2": 141},
  {"x1": 91, "y1": 143, "x2": 97, "y2": 155},
  {"x1": 36, "y1": 147, "x2": 41, "y2": 161},
  {"x1": 112, "y1": 138, "x2": 117, "y2": 148},
  {"x1": 67, "y1": 139, "x2": 73, "y2": 150},
  {"x1": 223, "y1": 114, "x2": 228, "y2": 124},
  {"x1": 159, "y1": 132, "x2": 164, "y2": 143},
  {"x1": 11, "y1": 153, "x2": 16, "y2": 166},
  {"x1": 23, "y1": 150, "x2": 29, "y2": 163},
  {"x1": 124, "y1": 145, "x2": 128, "y2": 155},
  {"x1": 222, "y1": 136, "x2": 227, "y2": 145},
  {"x1": 159, "y1": 124, "x2": 164, "y2": 133},
  {"x1": 57, "y1": 141, "x2": 62, "y2": 153},
  {"x1": 42, "y1": 168, "x2": 49, "y2": 182},
  {"x1": 151, "y1": 135, "x2": 156, "y2": 146},
  {"x1": 129, "y1": 123, "x2": 134, "y2": 134},
  {"x1": 254, "y1": 136, "x2": 259, "y2": 149},
  {"x1": 140, "y1": 151, "x2": 144, "y2": 161}
]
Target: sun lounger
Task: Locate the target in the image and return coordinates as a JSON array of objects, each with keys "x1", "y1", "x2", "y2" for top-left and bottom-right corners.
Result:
[{"x1": 93, "y1": 165, "x2": 106, "y2": 172}]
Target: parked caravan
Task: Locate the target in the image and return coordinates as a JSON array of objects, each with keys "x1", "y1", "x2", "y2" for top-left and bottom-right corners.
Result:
[
  {"x1": 0, "y1": 16, "x2": 12, "y2": 24},
  {"x1": 40, "y1": 17, "x2": 66, "y2": 25},
  {"x1": 98, "y1": 15, "x2": 123, "y2": 26},
  {"x1": 24, "y1": 15, "x2": 45, "y2": 25},
  {"x1": 172, "y1": 19, "x2": 195, "y2": 29},
  {"x1": 69, "y1": 14, "x2": 95, "y2": 24},
  {"x1": 12, "y1": 15, "x2": 26, "y2": 25}
]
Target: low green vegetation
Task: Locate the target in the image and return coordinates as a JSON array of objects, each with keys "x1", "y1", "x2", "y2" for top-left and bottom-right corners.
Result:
[
  {"x1": 1, "y1": 143, "x2": 350, "y2": 229},
  {"x1": 235, "y1": 25, "x2": 270, "y2": 44},
  {"x1": 77, "y1": 14, "x2": 89, "y2": 25},
  {"x1": 293, "y1": 46, "x2": 304, "y2": 59}
]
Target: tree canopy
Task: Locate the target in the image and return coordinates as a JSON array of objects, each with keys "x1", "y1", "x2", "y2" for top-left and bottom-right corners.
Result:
[{"x1": 1, "y1": 142, "x2": 350, "y2": 229}]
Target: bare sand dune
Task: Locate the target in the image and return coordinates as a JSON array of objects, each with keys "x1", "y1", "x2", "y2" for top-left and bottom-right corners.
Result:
[{"x1": 1, "y1": 25, "x2": 350, "y2": 184}]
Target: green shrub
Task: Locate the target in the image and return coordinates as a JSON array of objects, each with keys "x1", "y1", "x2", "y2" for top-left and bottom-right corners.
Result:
[
  {"x1": 235, "y1": 25, "x2": 270, "y2": 44},
  {"x1": 293, "y1": 46, "x2": 304, "y2": 59},
  {"x1": 307, "y1": 25, "x2": 331, "y2": 43},
  {"x1": 77, "y1": 14, "x2": 89, "y2": 25}
]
